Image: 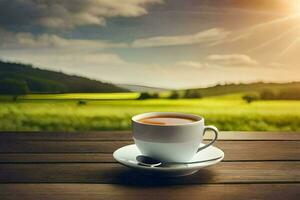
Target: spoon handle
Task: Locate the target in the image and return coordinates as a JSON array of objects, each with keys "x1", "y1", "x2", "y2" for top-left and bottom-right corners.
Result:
[{"x1": 167, "y1": 156, "x2": 222, "y2": 165}]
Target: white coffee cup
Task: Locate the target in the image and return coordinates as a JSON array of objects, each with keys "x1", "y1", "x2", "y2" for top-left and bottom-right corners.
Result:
[{"x1": 132, "y1": 112, "x2": 218, "y2": 162}]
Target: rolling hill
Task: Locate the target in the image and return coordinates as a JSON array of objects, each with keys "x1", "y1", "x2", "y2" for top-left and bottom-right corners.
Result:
[
  {"x1": 117, "y1": 84, "x2": 169, "y2": 92},
  {"x1": 182, "y1": 82, "x2": 300, "y2": 97},
  {"x1": 0, "y1": 60, "x2": 128, "y2": 94},
  {"x1": 0, "y1": 60, "x2": 299, "y2": 98}
]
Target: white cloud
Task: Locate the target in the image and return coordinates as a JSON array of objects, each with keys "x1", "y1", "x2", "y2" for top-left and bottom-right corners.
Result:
[
  {"x1": 0, "y1": 50, "x2": 125, "y2": 67},
  {"x1": 0, "y1": 29, "x2": 127, "y2": 51},
  {"x1": 132, "y1": 28, "x2": 230, "y2": 48},
  {"x1": 175, "y1": 61, "x2": 203, "y2": 69},
  {"x1": 0, "y1": 0, "x2": 163, "y2": 29},
  {"x1": 0, "y1": 27, "x2": 230, "y2": 54},
  {"x1": 1, "y1": 48, "x2": 300, "y2": 89},
  {"x1": 0, "y1": 29, "x2": 127, "y2": 79},
  {"x1": 207, "y1": 54, "x2": 258, "y2": 67}
]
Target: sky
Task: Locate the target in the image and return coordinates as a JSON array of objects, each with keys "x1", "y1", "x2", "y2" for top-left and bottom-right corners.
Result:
[{"x1": 0, "y1": 0, "x2": 300, "y2": 89}]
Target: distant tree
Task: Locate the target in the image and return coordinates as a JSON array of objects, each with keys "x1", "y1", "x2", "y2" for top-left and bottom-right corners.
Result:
[
  {"x1": 260, "y1": 89, "x2": 276, "y2": 100},
  {"x1": 278, "y1": 88, "x2": 300, "y2": 100},
  {"x1": 137, "y1": 92, "x2": 160, "y2": 100},
  {"x1": 151, "y1": 92, "x2": 159, "y2": 99},
  {"x1": 138, "y1": 92, "x2": 152, "y2": 100},
  {"x1": 242, "y1": 93, "x2": 259, "y2": 103},
  {"x1": 77, "y1": 100, "x2": 87, "y2": 106},
  {"x1": 169, "y1": 91, "x2": 180, "y2": 99},
  {"x1": 183, "y1": 89, "x2": 202, "y2": 99},
  {"x1": 0, "y1": 79, "x2": 28, "y2": 100}
]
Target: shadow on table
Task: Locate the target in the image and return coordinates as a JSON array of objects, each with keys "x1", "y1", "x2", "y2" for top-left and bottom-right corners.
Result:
[{"x1": 111, "y1": 168, "x2": 215, "y2": 187}]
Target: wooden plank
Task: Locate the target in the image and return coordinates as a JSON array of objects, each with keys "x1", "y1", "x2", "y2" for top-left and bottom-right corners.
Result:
[
  {"x1": 0, "y1": 184, "x2": 299, "y2": 200},
  {"x1": 0, "y1": 138, "x2": 299, "y2": 163},
  {"x1": 219, "y1": 141, "x2": 300, "y2": 161},
  {"x1": 0, "y1": 153, "x2": 114, "y2": 163},
  {"x1": 0, "y1": 141, "x2": 299, "y2": 161},
  {"x1": 0, "y1": 140, "x2": 132, "y2": 153},
  {"x1": 0, "y1": 131, "x2": 299, "y2": 141},
  {"x1": 0, "y1": 131, "x2": 131, "y2": 141},
  {"x1": 0, "y1": 162, "x2": 299, "y2": 184}
]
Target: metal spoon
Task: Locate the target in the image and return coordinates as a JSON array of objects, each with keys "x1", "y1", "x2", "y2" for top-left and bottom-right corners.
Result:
[{"x1": 136, "y1": 155, "x2": 222, "y2": 167}]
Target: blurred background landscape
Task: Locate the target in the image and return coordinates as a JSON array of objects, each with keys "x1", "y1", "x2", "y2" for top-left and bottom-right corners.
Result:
[
  {"x1": 1, "y1": 60, "x2": 299, "y2": 131},
  {"x1": 0, "y1": 0, "x2": 300, "y2": 132}
]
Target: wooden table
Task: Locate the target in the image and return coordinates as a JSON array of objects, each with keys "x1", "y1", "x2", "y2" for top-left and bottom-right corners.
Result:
[{"x1": 0, "y1": 131, "x2": 299, "y2": 200}]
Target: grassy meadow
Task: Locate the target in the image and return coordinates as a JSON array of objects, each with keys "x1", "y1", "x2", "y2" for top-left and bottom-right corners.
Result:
[{"x1": 0, "y1": 93, "x2": 299, "y2": 131}]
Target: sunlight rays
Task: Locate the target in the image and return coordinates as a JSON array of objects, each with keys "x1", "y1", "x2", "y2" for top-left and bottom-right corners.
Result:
[
  {"x1": 247, "y1": 14, "x2": 300, "y2": 30},
  {"x1": 231, "y1": 14, "x2": 300, "y2": 42},
  {"x1": 247, "y1": 26, "x2": 300, "y2": 53},
  {"x1": 210, "y1": 12, "x2": 300, "y2": 66},
  {"x1": 211, "y1": 14, "x2": 300, "y2": 46},
  {"x1": 278, "y1": 37, "x2": 300, "y2": 58},
  {"x1": 243, "y1": 13, "x2": 300, "y2": 58}
]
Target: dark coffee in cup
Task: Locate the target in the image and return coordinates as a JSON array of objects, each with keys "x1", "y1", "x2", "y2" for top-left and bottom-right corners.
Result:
[{"x1": 138, "y1": 115, "x2": 197, "y2": 125}]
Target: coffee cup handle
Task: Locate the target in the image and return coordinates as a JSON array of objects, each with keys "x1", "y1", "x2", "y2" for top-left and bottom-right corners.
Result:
[{"x1": 197, "y1": 125, "x2": 219, "y2": 152}]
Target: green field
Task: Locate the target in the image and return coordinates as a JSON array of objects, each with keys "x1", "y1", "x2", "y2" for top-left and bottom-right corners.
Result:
[
  {"x1": 19, "y1": 93, "x2": 140, "y2": 100},
  {"x1": 0, "y1": 93, "x2": 299, "y2": 131}
]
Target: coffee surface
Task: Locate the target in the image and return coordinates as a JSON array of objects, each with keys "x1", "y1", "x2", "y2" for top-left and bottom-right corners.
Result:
[{"x1": 138, "y1": 116, "x2": 196, "y2": 125}]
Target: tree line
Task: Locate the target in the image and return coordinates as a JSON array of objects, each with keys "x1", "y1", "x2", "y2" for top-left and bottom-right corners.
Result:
[
  {"x1": 243, "y1": 88, "x2": 300, "y2": 103},
  {"x1": 138, "y1": 87, "x2": 300, "y2": 101},
  {"x1": 138, "y1": 89, "x2": 202, "y2": 100}
]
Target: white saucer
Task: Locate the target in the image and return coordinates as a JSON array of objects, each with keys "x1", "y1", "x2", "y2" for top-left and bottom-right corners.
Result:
[{"x1": 113, "y1": 143, "x2": 224, "y2": 177}]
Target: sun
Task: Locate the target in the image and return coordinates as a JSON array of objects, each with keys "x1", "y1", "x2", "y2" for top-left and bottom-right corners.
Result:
[
  {"x1": 291, "y1": 0, "x2": 300, "y2": 14},
  {"x1": 296, "y1": 5, "x2": 300, "y2": 14}
]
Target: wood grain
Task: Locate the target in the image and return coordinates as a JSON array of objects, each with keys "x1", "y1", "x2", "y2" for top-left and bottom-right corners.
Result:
[
  {"x1": 0, "y1": 141, "x2": 299, "y2": 161},
  {"x1": 0, "y1": 132, "x2": 299, "y2": 200},
  {"x1": 0, "y1": 131, "x2": 299, "y2": 141},
  {"x1": 0, "y1": 184, "x2": 299, "y2": 200},
  {"x1": 0, "y1": 162, "x2": 299, "y2": 184},
  {"x1": 0, "y1": 153, "x2": 114, "y2": 163}
]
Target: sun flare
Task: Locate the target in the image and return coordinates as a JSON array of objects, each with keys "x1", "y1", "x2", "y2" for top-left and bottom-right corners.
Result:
[{"x1": 292, "y1": 0, "x2": 300, "y2": 14}]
